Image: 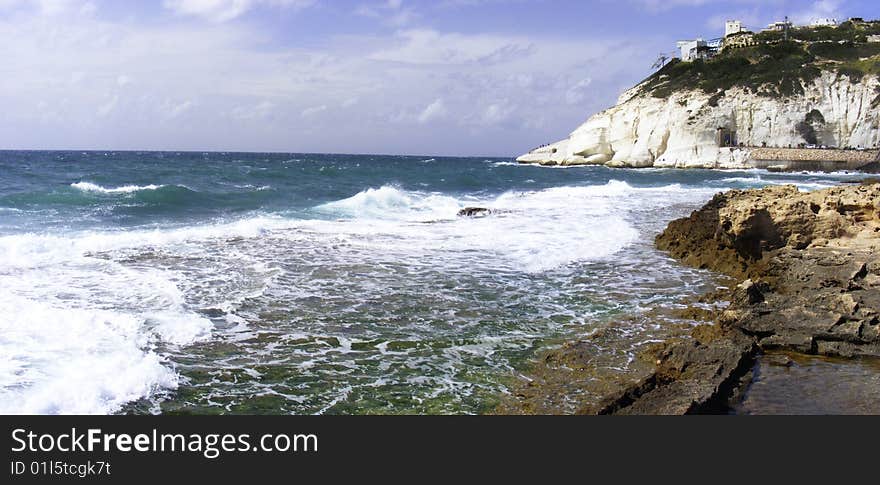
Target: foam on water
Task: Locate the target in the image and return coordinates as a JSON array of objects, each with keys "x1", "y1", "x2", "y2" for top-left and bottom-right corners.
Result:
[
  {"x1": 0, "y1": 154, "x2": 862, "y2": 415},
  {"x1": 0, "y1": 293, "x2": 179, "y2": 414},
  {"x1": 310, "y1": 181, "x2": 706, "y2": 273},
  {"x1": 0, "y1": 215, "x2": 293, "y2": 268},
  {"x1": 71, "y1": 182, "x2": 166, "y2": 194},
  {"x1": 315, "y1": 185, "x2": 463, "y2": 222},
  {"x1": 0, "y1": 176, "x2": 742, "y2": 414},
  {"x1": 0, "y1": 217, "x2": 296, "y2": 414},
  {"x1": 717, "y1": 176, "x2": 841, "y2": 191}
]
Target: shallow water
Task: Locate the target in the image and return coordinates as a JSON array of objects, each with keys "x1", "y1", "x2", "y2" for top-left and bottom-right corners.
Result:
[
  {"x1": 736, "y1": 352, "x2": 880, "y2": 415},
  {"x1": 0, "y1": 151, "x2": 864, "y2": 414}
]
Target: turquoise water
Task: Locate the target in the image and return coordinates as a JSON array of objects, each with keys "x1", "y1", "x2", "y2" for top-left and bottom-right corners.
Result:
[{"x1": 0, "y1": 151, "x2": 863, "y2": 414}]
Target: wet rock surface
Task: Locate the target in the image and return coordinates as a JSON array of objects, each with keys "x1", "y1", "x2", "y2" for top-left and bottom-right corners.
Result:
[
  {"x1": 500, "y1": 182, "x2": 880, "y2": 414},
  {"x1": 457, "y1": 207, "x2": 493, "y2": 217}
]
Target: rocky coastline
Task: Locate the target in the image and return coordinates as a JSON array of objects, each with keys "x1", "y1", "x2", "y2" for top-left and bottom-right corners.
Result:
[{"x1": 499, "y1": 181, "x2": 880, "y2": 414}]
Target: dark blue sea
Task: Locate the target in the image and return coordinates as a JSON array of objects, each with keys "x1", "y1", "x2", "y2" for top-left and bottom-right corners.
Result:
[{"x1": 0, "y1": 150, "x2": 862, "y2": 414}]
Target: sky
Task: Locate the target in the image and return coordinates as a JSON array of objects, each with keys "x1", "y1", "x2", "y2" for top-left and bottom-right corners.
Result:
[{"x1": 0, "y1": 0, "x2": 878, "y2": 156}]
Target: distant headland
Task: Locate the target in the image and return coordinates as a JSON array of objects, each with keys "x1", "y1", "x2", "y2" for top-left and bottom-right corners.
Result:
[{"x1": 518, "y1": 16, "x2": 880, "y2": 171}]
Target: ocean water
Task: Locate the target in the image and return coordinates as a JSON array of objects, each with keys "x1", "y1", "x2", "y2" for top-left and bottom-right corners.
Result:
[{"x1": 0, "y1": 151, "x2": 863, "y2": 415}]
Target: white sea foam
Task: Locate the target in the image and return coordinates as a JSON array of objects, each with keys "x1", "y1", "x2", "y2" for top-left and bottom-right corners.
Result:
[
  {"x1": 718, "y1": 176, "x2": 765, "y2": 184},
  {"x1": 718, "y1": 175, "x2": 846, "y2": 191},
  {"x1": 0, "y1": 178, "x2": 726, "y2": 413},
  {"x1": 0, "y1": 252, "x2": 213, "y2": 414},
  {"x1": 0, "y1": 215, "x2": 293, "y2": 269},
  {"x1": 71, "y1": 182, "x2": 165, "y2": 194},
  {"x1": 779, "y1": 181, "x2": 840, "y2": 191},
  {"x1": 315, "y1": 185, "x2": 463, "y2": 221},
  {"x1": 0, "y1": 293, "x2": 180, "y2": 414},
  {"x1": 0, "y1": 216, "x2": 295, "y2": 414},
  {"x1": 307, "y1": 181, "x2": 705, "y2": 273},
  {"x1": 233, "y1": 184, "x2": 271, "y2": 191}
]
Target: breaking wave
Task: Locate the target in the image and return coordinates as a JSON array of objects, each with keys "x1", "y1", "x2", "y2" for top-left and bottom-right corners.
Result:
[{"x1": 71, "y1": 182, "x2": 166, "y2": 194}]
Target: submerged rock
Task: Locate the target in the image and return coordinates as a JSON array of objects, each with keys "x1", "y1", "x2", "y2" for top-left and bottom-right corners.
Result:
[{"x1": 457, "y1": 207, "x2": 493, "y2": 217}]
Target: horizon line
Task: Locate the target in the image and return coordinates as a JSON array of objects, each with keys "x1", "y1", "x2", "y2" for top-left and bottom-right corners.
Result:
[{"x1": 0, "y1": 148, "x2": 518, "y2": 160}]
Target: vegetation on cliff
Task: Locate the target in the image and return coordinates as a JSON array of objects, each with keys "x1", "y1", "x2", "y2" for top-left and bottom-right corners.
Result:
[{"x1": 642, "y1": 20, "x2": 880, "y2": 99}]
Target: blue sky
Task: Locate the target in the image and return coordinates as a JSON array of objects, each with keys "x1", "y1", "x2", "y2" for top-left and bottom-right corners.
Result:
[{"x1": 0, "y1": 0, "x2": 877, "y2": 156}]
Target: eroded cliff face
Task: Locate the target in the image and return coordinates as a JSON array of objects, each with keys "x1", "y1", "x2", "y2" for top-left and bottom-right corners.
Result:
[{"x1": 517, "y1": 71, "x2": 880, "y2": 168}]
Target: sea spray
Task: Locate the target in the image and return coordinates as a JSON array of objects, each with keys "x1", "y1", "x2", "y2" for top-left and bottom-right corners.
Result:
[{"x1": 0, "y1": 151, "x2": 866, "y2": 414}]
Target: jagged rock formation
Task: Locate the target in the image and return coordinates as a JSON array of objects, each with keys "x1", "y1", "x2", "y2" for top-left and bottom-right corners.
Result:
[
  {"x1": 499, "y1": 181, "x2": 880, "y2": 414},
  {"x1": 655, "y1": 182, "x2": 880, "y2": 355},
  {"x1": 609, "y1": 181, "x2": 880, "y2": 413}
]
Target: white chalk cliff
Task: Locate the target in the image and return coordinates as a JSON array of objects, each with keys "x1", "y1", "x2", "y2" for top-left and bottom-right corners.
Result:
[{"x1": 517, "y1": 71, "x2": 880, "y2": 168}]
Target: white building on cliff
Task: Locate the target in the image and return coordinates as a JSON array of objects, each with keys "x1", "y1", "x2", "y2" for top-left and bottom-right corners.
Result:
[
  {"x1": 765, "y1": 19, "x2": 793, "y2": 32},
  {"x1": 725, "y1": 20, "x2": 744, "y2": 37},
  {"x1": 811, "y1": 18, "x2": 839, "y2": 27},
  {"x1": 678, "y1": 20, "x2": 746, "y2": 62},
  {"x1": 677, "y1": 38, "x2": 708, "y2": 61}
]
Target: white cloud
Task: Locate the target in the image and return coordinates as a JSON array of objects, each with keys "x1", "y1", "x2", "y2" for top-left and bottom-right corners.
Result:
[
  {"x1": 370, "y1": 29, "x2": 534, "y2": 65},
  {"x1": 791, "y1": 0, "x2": 844, "y2": 26},
  {"x1": 0, "y1": 0, "x2": 96, "y2": 15},
  {"x1": 417, "y1": 98, "x2": 447, "y2": 124},
  {"x1": 165, "y1": 100, "x2": 194, "y2": 119},
  {"x1": 69, "y1": 71, "x2": 86, "y2": 85},
  {"x1": 78, "y1": 1, "x2": 96, "y2": 15},
  {"x1": 478, "y1": 102, "x2": 514, "y2": 126},
  {"x1": 629, "y1": 0, "x2": 782, "y2": 13},
  {"x1": 0, "y1": 4, "x2": 651, "y2": 155},
  {"x1": 163, "y1": 0, "x2": 315, "y2": 22},
  {"x1": 96, "y1": 95, "x2": 118, "y2": 117},
  {"x1": 300, "y1": 104, "x2": 327, "y2": 117},
  {"x1": 356, "y1": 0, "x2": 418, "y2": 27},
  {"x1": 705, "y1": 11, "x2": 763, "y2": 32},
  {"x1": 565, "y1": 78, "x2": 593, "y2": 105},
  {"x1": 232, "y1": 100, "x2": 275, "y2": 120}
]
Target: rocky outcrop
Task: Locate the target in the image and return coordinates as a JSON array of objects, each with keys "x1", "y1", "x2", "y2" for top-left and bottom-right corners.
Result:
[
  {"x1": 499, "y1": 182, "x2": 880, "y2": 414},
  {"x1": 603, "y1": 182, "x2": 880, "y2": 413},
  {"x1": 656, "y1": 183, "x2": 880, "y2": 277},
  {"x1": 597, "y1": 324, "x2": 756, "y2": 415},
  {"x1": 517, "y1": 72, "x2": 880, "y2": 168},
  {"x1": 655, "y1": 182, "x2": 880, "y2": 356}
]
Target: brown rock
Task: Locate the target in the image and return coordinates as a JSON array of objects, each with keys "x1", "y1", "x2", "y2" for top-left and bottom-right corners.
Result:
[{"x1": 499, "y1": 182, "x2": 880, "y2": 415}]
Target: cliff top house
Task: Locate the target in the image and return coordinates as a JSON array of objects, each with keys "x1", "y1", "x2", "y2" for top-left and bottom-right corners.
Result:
[
  {"x1": 811, "y1": 18, "x2": 839, "y2": 27},
  {"x1": 678, "y1": 19, "x2": 746, "y2": 62},
  {"x1": 725, "y1": 20, "x2": 745, "y2": 37},
  {"x1": 677, "y1": 38, "x2": 708, "y2": 62},
  {"x1": 675, "y1": 16, "x2": 880, "y2": 63},
  {"x1": 765, "y1": 19, "x2": 793, "y2": 32}
]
